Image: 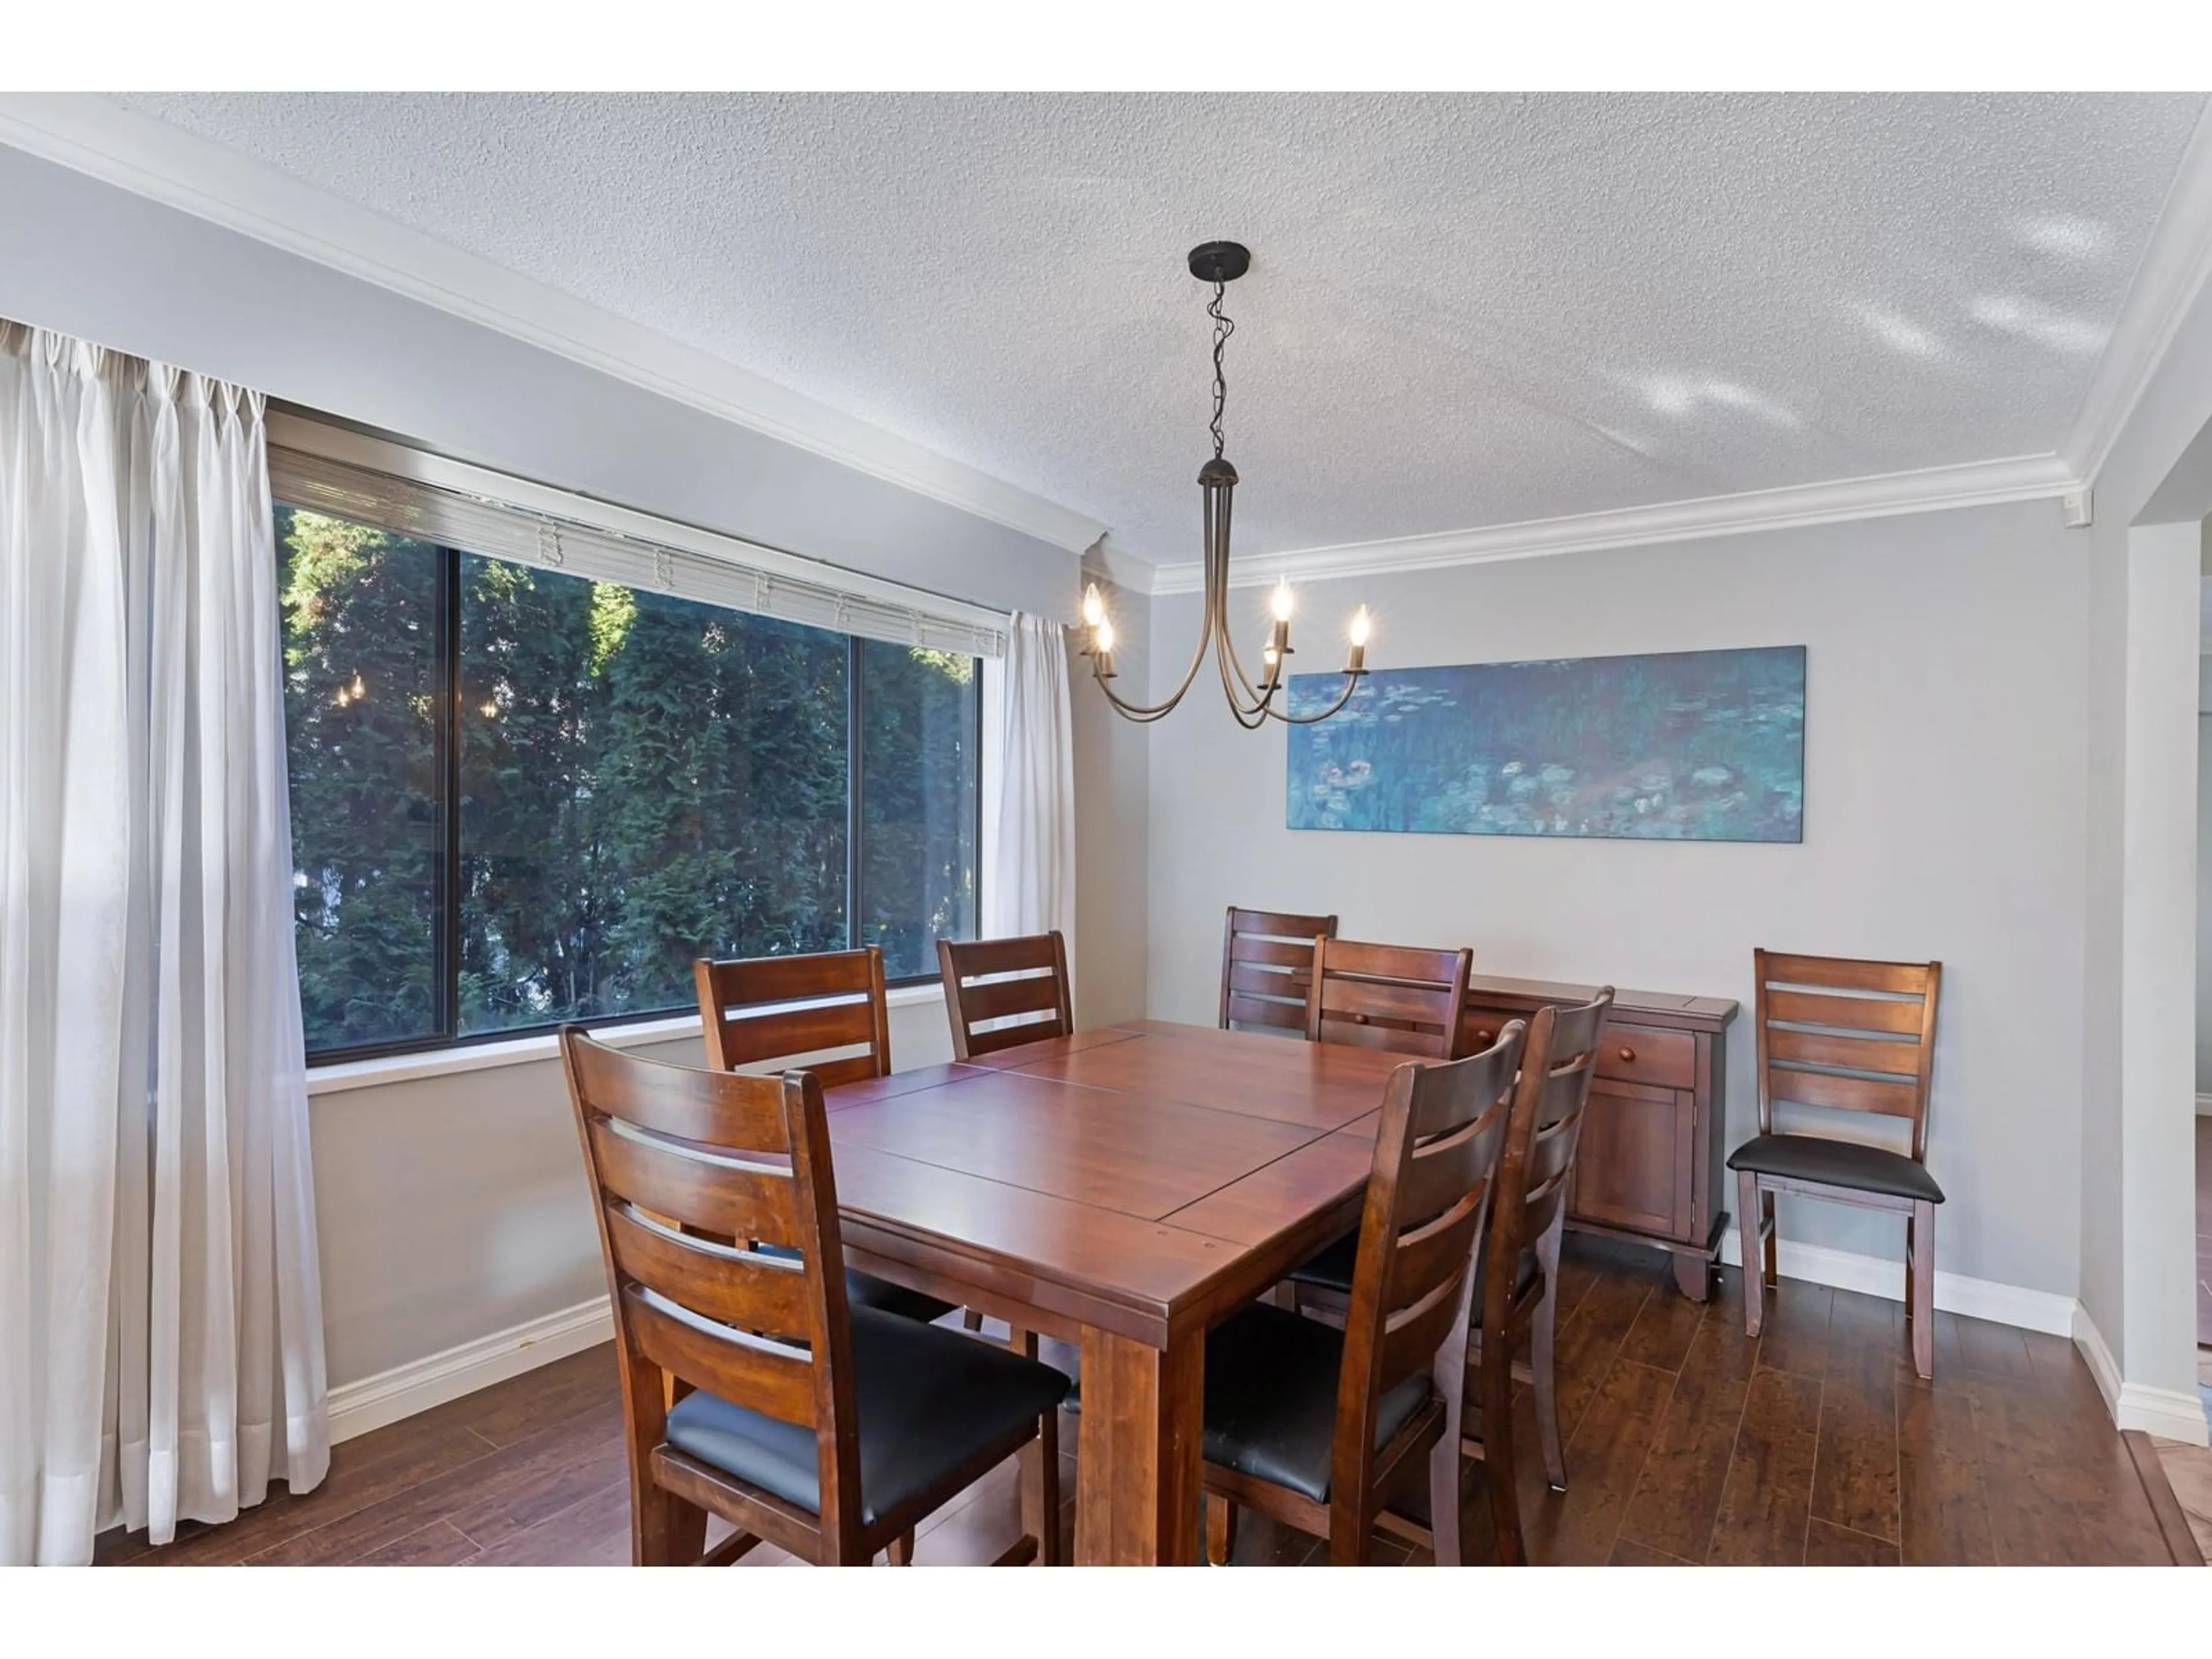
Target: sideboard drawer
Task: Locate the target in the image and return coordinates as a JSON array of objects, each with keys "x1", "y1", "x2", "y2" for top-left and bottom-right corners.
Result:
[
  {"x1": 1594, "y1": 1022, "x2": 1694, "y2": 1090},
  {"x1": 1461, "y1": 1004, "x2": 1528, "y2": 1054}
]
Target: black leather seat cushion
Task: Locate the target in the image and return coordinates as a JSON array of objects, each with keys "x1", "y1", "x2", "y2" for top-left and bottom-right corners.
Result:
[
  {"x1": 662, "y1": 1303, "x2": 1069, "y2": 1528},
  {"x1": 756, "y1": 1244, "x2": 956, "y2": 1325},
  {"x1": 1200, "y1": 1302, "x2": 1433, "y2": 1504},
  {"x1": 1287, "y1": 1230, "x2": 1537, "y2": 1319},
  {"x1": 1727, "y1": 1132, "x2": 1944, "y2": 1203}
]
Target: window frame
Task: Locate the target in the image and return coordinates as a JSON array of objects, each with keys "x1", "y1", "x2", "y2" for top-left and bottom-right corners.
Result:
[{"x1": 287, "y1": 527, "x2": 985, "y2": 1067}]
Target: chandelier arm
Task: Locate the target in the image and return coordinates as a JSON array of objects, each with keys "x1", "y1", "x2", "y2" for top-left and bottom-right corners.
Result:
[
  {"x1": 1086, "y1": 554, "x2": 1219, "y2": 722},
  {"x1": 1262, "y1": 670, "x2": 1364, "y2": 726},
  {"x1": 1207, "y1": 536, "x2": 1276, "y2": 724}
]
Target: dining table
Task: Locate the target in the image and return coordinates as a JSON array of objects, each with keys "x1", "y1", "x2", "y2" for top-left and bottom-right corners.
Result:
[{"x1": 820, "y1": 1017, "x2": 1413, "y2": 1566}]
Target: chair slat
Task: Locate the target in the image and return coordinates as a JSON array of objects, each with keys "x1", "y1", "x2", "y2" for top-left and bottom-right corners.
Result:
[
  {"x1": 1230, "y1": 935, "x2": 1321, "y2": 969},
  {"x1": 706, "y1": 1001, "x2": 877, "y2": 1067},
  {"x1": 1376, "y1": 1270, "x2": 1465, "y2": 1394},
  {"x1": 944, "y1": 935, "x2": 1064, "y2": 978},
  {"x1": 625, "y1": 1286, "x2": 818, "y2": 1429},
  {"x1": 605, "y1": 1202, "x2": 813, "y2": 1340},
  {"x1": 1768, "y1": 1065, "x2": 1919, "y2": 1116},
  {"x1": 1767, "y1": 1025, "x2": 1918, "y2": 1077},
  {"x1": 1323, "y1": 940, "x2": 1467, "y2": 984},
  {"x1": 1387, "y1": 1193, "x2": 1487, "y2": 1310},
  {"x1": 1397, "y1": 1111, "x2": 1509, "y2": 1226},
  {"x1": 956, "y1": 973, "x2": 1065, "y2": 1024},
  {"x1": 1320, "y1": 978, "x2": 1457, "y2": 1028},
  {"x1": 588, "y1": 1118, "x2": 802, "y2": 1245},
  {"x1": 699, "y1": 949, "x2": 882, "y2": 1005},
  {"x1": 1761, "y1": 953, "x2": 1934, "y2": 995},
  {"x1": 567, "y1": 1036, "x2": 792, "y2": 1150},
  {"x1": 1766, "y1": 987, "x2": 1925, "y2": 1035},
  {"x1": 797, "y1": 1052, "x2": 884, "y2": 1090},
  {"x1": 1229, "y1": 959, "x2": 1312, "y2": 994},
  {"x1": 1225, "y1": 993, "x2": 1309, "y2": 1031},
  {"x1": 1229, "y1": 907, "x2": 1339, "y2": 941}
]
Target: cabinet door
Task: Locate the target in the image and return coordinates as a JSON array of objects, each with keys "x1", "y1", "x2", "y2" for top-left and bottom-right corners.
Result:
[{"x1": 1573, "y1": 1080, "x2": 1695, "y2": 1241}]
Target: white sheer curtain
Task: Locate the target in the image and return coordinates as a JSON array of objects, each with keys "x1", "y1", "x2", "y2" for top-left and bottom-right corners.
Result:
[
  {"x1": 0, "y1": 321, "x2": 329, "y2": 1566},
  {"x1": 980, "y1": 612, "x2": 1076, "y2": 952}
]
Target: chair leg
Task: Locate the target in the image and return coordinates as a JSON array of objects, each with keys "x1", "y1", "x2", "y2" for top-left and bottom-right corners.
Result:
[
  {"x1": 886, "y1": 1529, "x2": 915, "y2": 1566},
  {"x1": 1737, "y1": 1171, "x2": 1766, "y2": 1339},
  {"x1": 1531, "y1": 1231, "x2": 1567, "y2": 1493},
  {"x1": 1761, "y1": 1189, "x2": 1779, "y2": 1287},
  {"x1": 962, "y1": 1308, "x2": 984, "y2": 1333},
  {"x1": 1022, "y1": 1416, "x2": 1061, "y2": 1566},
  {"x1": 1909, "y1": 1201, "x2": 1937, "y2": 1380},
  {"x1": 1204, "y1": 1494, "x2": 1238, "y2": 1566},
  {"x1": 1474, "y1": 1331, "x2": 1525, "y2": 1566}
]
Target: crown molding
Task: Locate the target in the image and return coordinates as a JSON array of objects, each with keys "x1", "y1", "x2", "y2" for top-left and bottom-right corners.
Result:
[
  {"x1": 1148, "y1": 452, "x2": 2078, "y2": 596},
  {"x1": 2062, "y1": 101, "x2": 2212, "y2": 486},
  {"x1": 0, "y1": 93, "x2": 1109, "y2": 558}
]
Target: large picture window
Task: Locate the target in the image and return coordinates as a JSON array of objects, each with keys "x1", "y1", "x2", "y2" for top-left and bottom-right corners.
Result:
[{"x1": 280, "y1": 505, "x2": 981, "y2": 1060}]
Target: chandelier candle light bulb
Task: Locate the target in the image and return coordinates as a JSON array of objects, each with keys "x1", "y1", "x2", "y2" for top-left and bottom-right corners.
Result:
[{"x1": 1081, "y1": 241, "x2": 1372, "y2": 729}]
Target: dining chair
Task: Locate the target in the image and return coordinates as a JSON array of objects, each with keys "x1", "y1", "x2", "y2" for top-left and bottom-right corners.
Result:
[
  {"x1": 1286, "y1": 938, "x2": 1476, "y2": 1317},
  {"x1": 1199, "y1": 1025, "x2": 1523, "y2": 1566},
  {"x1": 692, "y1": 947, "x2": 956, "y2": 1326},
  {"x1": 1281, "y1": 988, "x2": 1612, "y2": 1566},
  {"x1": 937, "y1": 930, "x2": 1074, "y2": 1060},
  {"x1": 1464, "y1": 988, "x2": 1613, "y2": 1566},
  {"x1": 1304, "y1": 936, "x2": 1474, "y2": 1059},
  {"x1": 560, "y1": 1028, "x2": 1070, "y2": 1566},
  {"x1": 1219, "y1": 906, "x2": 1339, "y2": 1033},
  {"x1": 1729, "y1": 950, "x2": 1944, "y2": 1378}
]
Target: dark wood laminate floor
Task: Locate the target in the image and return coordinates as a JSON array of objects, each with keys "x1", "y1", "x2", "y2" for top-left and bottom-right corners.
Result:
[{"x1": 94, "y1": 1236, "x2": 2188, "y2": 1566}]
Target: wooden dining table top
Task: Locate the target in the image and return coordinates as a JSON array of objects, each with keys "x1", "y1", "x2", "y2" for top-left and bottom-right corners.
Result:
[{"x1": 820, "y1": 1019, "x2": 1407, "y2": 1351}]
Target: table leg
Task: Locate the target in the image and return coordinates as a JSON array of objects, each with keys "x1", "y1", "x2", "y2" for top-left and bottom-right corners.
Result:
[{"x1": 1075, "y1": 1325, "x2": 1203, "y2": 1565}]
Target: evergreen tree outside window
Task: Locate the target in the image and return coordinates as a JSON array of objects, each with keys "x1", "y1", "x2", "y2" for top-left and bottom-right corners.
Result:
[{"x1": 278, "y1": 506, "x2": 982, "y2": 1059}]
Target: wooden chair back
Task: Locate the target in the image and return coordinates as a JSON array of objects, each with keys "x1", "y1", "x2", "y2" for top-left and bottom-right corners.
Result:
[
  {"x1": 1219, "y1": 906, "x2": 1339, "y2": 1033},
  {"x1": 1485, "y1": 988, "x2": 1615, "y2": 1321},
  {"x1": 694, "y1": 946, "x2": 892, "y2": 1088},
  {"x1": 562, "y1": 1029, "x2": 865, "y2": 1552},
  {"x1": 936, "y1": 930, "x2": 1074, "y2": 1060},
  {"x1": 1753, "y1": 949, "x2": 1942, "y2": 1159},
  {"x1": 1306, "y1": 937, "x2": 1474, "y2": 1059},
  {"x1": 1330, "y1": 1024, "x2": 1523, "y2": 1529}
]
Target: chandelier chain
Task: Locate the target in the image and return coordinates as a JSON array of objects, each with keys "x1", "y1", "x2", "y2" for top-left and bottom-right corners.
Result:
[{"x1": 1207, "y1": 280, "x2": 1234, "y2": 460}]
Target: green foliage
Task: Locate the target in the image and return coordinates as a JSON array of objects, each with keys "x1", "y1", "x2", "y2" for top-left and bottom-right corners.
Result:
[{"x1": 278, "y1": 509, "x2": 978, "y2": 1052}]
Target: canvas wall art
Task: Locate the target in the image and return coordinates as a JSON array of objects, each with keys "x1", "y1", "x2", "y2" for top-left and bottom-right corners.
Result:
[{"x1": 1285, "y1": 645, "x2": 1805, "y2": 843}]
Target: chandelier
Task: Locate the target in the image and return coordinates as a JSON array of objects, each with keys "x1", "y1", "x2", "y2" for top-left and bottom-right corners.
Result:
[{"x1": 1080, "y1": 241, "x2": 1372, "y2": 728}]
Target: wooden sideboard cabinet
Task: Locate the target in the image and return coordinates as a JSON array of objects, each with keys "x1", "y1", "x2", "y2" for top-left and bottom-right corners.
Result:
[{"x1": 1458, "y1": 974, "x2": 1738, "y2": 1301}]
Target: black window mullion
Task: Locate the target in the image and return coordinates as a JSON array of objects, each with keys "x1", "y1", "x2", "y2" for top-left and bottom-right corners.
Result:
[
  {"x1": 438, "y1": 547, "x2": 463, "y2": 1042},
  {"x1": 846, "y1": 635, "x2": 863, "y2": 953}
]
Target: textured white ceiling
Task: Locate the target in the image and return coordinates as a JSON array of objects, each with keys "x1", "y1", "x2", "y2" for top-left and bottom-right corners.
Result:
[{"x1": 115, "y1": 92, "x2": 2209, "y2": 563}]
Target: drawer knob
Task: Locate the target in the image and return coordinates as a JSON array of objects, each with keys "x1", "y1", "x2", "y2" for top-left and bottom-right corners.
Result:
[
  {"x1": 1476, "y1": 1028, "x2": 1495, "y2": 1044},
  {"x1": 1617, "y1": 1046, "x2": 1636, "y2": 1063}
]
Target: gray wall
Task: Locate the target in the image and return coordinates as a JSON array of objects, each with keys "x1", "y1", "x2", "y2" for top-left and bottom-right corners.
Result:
[
  {"x1": 310, "y1": 1004, "x2": 956, "y2": 1387},
  {"x1": 1144, "y1": 499, "x2": 2090, "y2": 1296},
  {"x1": 2200, "y1": 657, "x2": 2212, "y2": 1097}
]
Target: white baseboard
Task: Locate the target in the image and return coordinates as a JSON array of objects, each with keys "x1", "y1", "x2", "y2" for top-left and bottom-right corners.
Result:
[
  {"x1": 325, "y1": 1296, "x2": 614, "y2": 1445},
  {"x1": 1716, "y1": 1226, "x2": 2075, "y2": 1336},
  {"x1": 2071, "y1": 1307, "x2": 2211, "y2": 1446},
  {"x1": 2196, "y1": 1092, "x2": 2212, "y2": 1116}
]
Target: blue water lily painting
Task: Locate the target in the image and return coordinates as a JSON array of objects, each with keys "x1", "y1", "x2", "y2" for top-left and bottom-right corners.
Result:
[{"x1": 1286, "y1": 645, "x2": 1805, "y2": 843}]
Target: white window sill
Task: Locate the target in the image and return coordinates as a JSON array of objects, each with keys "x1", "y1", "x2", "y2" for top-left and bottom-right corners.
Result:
[{"x1": 305, "y1": 980, "x2": 949, "y2": 1099}]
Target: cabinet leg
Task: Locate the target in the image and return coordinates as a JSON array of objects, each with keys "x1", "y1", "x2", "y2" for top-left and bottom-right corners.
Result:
[{"x1": 1670, "y1": 1249, "x2": 1711, "y2": 1302}]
